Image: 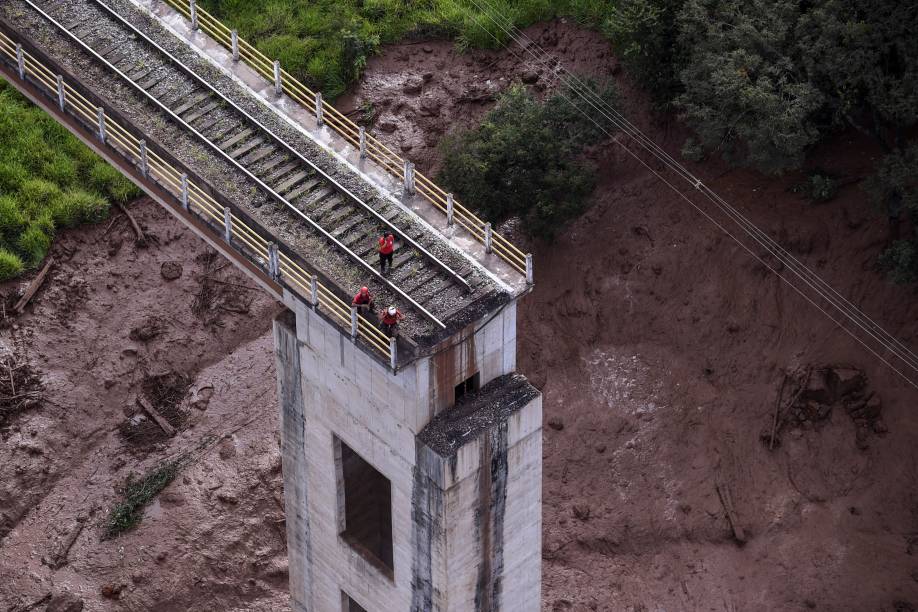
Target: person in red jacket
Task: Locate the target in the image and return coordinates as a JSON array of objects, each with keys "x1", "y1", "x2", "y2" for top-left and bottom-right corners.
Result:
[
  {"x1": 378, "y1": 232, "x2": 395, "y2": 274},
  {"x1": 380, "y1": 305, "x2": 404, "y2": 337},
  {"x1": 352, "y1": 286, "x2": 374, "y2": 313}
]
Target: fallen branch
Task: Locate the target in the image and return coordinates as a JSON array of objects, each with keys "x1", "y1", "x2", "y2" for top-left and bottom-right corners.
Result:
[
  {"x1": 715, "y1": 479, "x2": 746, "y2": 544},
  {"x1": 10, "y1": 592, "x2": 52, "y2": 612},
  {"x1": 117, "y1": 203, "x2": 146, "y2": 246},
  {"x1": 13, "y1": 257, "x2": 54, "y2": 314},
  {"x1": 42, "y1": 517, "x2": 86, "y2": 569},
  {"x1": 769, "y1": 374, "x2": 788, "y2": 451},
  {"x1": 136, "y1": 397, "x2": 176, "y2": 437}
]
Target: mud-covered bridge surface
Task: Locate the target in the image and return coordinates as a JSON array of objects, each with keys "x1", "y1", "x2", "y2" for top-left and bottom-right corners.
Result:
[{"x1": 0, "y1": 0, "x2": 510, "y2": 345}]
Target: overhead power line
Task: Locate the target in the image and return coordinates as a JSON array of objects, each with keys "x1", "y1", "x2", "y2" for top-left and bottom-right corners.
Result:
[{"x1": 463, "y1": 0, "x2": 918, "y2": 389}]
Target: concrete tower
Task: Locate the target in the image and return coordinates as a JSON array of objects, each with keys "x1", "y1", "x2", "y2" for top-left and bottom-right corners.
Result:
[{"x1": 274, "y1": 291, "x2": 541, "y2": 611}]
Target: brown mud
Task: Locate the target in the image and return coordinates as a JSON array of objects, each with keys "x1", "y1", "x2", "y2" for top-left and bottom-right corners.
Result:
[{"x1": 1, "y1": 18, "x2": 917, "y2": 612}]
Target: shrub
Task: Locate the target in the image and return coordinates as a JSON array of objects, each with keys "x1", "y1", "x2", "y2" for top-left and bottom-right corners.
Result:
[
  {"x1": 794, "y1": 172, "x2": 838, "y2": 203},
  {"x1": 439, "y1": 83, "x2": 615, "y2": 238},
  {"x1": 0, "y1": 249, "x2": 24, "y2": 281},
  {"x1": 878, "y1": 240, "x2": 918, "y2": 285},
  {"x1": 105, "y1": 460, "x2": 182, "y2": 539}
]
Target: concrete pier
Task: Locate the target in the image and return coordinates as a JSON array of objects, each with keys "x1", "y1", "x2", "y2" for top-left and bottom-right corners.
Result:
[{"x1": 274, "y1": 292, "x2": 541, "y2": 611}]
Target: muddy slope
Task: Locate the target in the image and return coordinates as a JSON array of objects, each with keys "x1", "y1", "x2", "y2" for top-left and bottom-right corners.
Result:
[
  {"x1": 343, "y1": 21, "x2": 918, "y2": 612},
  {"x1": 0, "y1": 200, "x2": 288, "y2": 611}
]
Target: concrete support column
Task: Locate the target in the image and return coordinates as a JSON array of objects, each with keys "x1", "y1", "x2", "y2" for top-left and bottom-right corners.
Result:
[
  {"x1": 273, "y1": 312, "x2": 311, "y2": 612},
  {"x1": 15, "y1": 44, "x2": 24, "y2": 80},
  {"x1": 231, "y1": 30, "x2": 239, "y2": 62},
  {"x1": 190, "y1": 0, "x2": 199, "y2": 31}
]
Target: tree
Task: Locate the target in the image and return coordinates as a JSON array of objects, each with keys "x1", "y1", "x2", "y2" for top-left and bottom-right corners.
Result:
[
  {"x1": 439, "y1": 83, "x2": 615, "y2": 239},
  {"x1": 796, "y1": 0, "x2": 918, "y2": 154},
  {"x1": 865, "y1": 145, "x2": 918, "y2": 283},
  {"x1": 675, "y1": 0, "x2": 823, "y2": 174},
  {"x1": 602, "y1": 0, "x2": 685, "y2": 105}
]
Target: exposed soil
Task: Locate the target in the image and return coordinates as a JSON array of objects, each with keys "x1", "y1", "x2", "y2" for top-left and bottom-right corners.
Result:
[
  {"x1": 343, "y1": 21, "x2": 918, "y2": 612},
  {"x1": 2, "y1": 18, "x2": 918, "y2": 612},
  {"x1": 0, "y1": 200, "x2": 287, "y2": 611}
]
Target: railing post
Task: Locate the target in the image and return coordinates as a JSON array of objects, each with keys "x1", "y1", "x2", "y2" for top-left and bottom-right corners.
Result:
[
  {"x1": 273, "y1": 60, "x2": 282, "y2": 96},
  {"x1": 56, "y1": 75, "x2": 66, "y2": 111},
  {"x1": 350, "y1": 306, "x2": 358, "y2": 340},
  {"x1": 358, "y1": 126, "x2": 367, "y2": 159},
  {"x1": 446, "y1": 193, "x2": 454, "y2": 226},
  {"x1": 268, "y1": 243, "x2": 280, "y2": 280},
  {"x1": 389, "y1": 336, "x2": 397, "y2": 371},
  {"x1": 403, "y1": 161, "x2": 415, "y2": 194},
  {"x1": 231, "y1": 30, "x2": 239, "y2": 62},
  {"x1": 310, "y1": 276, "x2": 319, "y2": 309},
  {"x1": 315, "y1": 92, "x2": 324, "y2": 125},
  {"x1": 15, "y1": 45, "x2": 24, "y2": 80},
  {"x1": 180, "y1": 173, "x2": 189, "y2": 210},
  {"x1": 223, "y1": 206, "x2": 232, "y2": 242},
  {"x1": 526, "y1": 253, "x2": 534, "y2": 284},
  {"x1": 484, "y1": 222, "x2": 492, "y2": 253},
  {"x1": 190, "y1": 0, "x2": 199, "y2": 30},
  {"x1": 139, "y1": 140, "x2": 149, "y2": 178},
  {"x1": 96, "y1": 108, "x2": 106, "y2": 143}
]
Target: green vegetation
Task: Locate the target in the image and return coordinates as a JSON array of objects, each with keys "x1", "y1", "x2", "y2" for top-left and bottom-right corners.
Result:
[
  {"x1": 439, "y1": 83, "x2": 616, "y2": 238},
  {"x1": 0, "y1": 81, "x2": 139, "y2": 280},
  {"x1": 199, "y1": 0, "x2": 615, "y2": 98},
  {"x1": 104, "y1": 459, "x2": 182, "y2": 539},
  {"x1": 866, "y1": 145, "x2": 918, "y2": 283}
]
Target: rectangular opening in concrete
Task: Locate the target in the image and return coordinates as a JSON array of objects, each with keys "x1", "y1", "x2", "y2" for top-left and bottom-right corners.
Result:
[
  {"x1": 334, "y1": 436, "x2": 394, "y2": 576},
  {"x1": 454, "y1": 371, "x2": 481, "y2": 403},
  {"x1": 341, "y1": 591, "x2": 368, "y2": 612}
]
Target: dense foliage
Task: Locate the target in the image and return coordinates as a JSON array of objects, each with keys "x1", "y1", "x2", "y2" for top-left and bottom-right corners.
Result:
[
  {"x1": 0, "y1": 82, "x2": 138, "y2": 280},
  {"x1": 439, "y1": 83, "x2": 615, "y2": 238},
  {"x1": 198, "y1": 0, "x2": 615, "y2": 98}
]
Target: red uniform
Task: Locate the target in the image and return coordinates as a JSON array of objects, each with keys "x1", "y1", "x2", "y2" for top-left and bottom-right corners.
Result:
[
  {"x1": 378, "y1": 234, "x2": 395, "y2": 255},
  {"x1": 381, "y1": 308, "x2": 403, "y2": 326},
  {"x1": 379, "y1": 234, "x2": 395, "y2": 274},
  {"x1": 352, "y1": 288, "x2": 373, "y2": 306}
]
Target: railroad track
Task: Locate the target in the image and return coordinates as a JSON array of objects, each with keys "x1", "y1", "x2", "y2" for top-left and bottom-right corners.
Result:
[{"x1": 17, "y1": 0, "x2": 488, "y2": 330}]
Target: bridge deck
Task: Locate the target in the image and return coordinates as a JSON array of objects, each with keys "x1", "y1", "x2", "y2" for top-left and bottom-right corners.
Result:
[{"x1": 0, "y1": 0, "x2": 523, "y2": 353}]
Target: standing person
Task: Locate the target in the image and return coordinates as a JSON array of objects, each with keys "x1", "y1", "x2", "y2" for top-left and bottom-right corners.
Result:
[
  {"x1": 380, "y1": 305, "x2": 403, "y2": 337},
  {"x1": 352, "y1": 286, "x2": 374, "y2": 313},
  {"x1": 378, "y1": 232, "x2": 395, "y2": 274}
]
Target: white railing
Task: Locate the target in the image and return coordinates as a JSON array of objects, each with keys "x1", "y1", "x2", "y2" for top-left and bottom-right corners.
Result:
[
  {"x1": 0, "y1": 28, "x2": 397, "y2": 365},
  {"x1": 166, "y1": 0, "x2": 533, "y2": 283}
]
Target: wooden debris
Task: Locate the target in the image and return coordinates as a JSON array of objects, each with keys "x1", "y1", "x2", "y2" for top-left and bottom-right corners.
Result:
[
  {"x1": 12, "y1": 592, "x2": 51, "y2": 612},
  {"x1": 13, "y1": 257, "x2": 54, "y2": 314},
  {"x1": 769, "y1": 374, "x2": 788, "y2": 451},
  {"x1": 715, "y1": 479, "x2": 746, "y2": 544},
  {"x1": 42, "y1": 516, "x2": 86, "y2": 569},
  {"x1": 137, "y1": 396, "x2": 176, "y2": 437},
  {"x1": 118, "y1": 202, "x2": 146, "y2": 245}
]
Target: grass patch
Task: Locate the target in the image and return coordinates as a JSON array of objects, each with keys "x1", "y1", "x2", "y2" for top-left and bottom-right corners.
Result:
[
  {"x1": 198, "y1": 0, "x2": 616, "y2": 98},
  {"x1": 0, "y1": 80, "x2": 140, "y2": 280},
  {"x1": 104, "y1": 459, "x2": 182, "y2": 539}
]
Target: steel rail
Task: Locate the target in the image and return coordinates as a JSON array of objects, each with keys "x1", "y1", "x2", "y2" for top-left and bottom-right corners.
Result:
[
  {"x1": 0, "y1": 27, "x2": 397, "y2": 361},
  {"x1": 21, "y1": 0, "x2": 455, "y2": 328},
  {"x1": 88, "y1": 0, "x2": 469, "y2": 294}
]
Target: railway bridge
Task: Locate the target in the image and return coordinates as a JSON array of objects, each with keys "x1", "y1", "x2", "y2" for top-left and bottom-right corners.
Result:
[{"x1": 0, "y1": 0, "x2": 541, "y2": 610}]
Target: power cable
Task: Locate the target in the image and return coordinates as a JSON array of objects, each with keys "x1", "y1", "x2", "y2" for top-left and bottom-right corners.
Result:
[{"x1": 461, "y1": 0, "x2": 918, "y2": 388}]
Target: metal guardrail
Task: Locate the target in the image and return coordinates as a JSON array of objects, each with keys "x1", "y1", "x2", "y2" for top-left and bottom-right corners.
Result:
[
  {"x1": 164, "y1": 0, "x2": 534, "y2": 284},
  {"x1": 0, "y1": 27, "x2": 398, "y2": 368}
]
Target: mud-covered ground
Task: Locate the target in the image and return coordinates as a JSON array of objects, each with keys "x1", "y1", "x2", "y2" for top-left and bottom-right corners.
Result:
[
  {"x1": 0, "y1": 201, "x2": 288, "y2": 611},
  {"x1": 2, "y1": 18, "x2": 918, "y2": 612}
]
